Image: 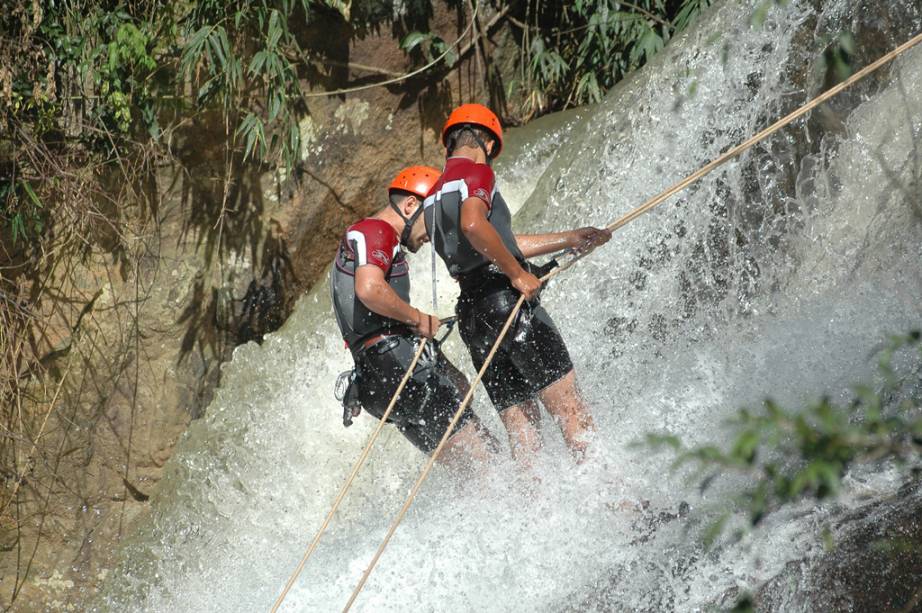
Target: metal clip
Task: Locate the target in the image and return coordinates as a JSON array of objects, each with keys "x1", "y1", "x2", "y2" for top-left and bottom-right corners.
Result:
[
  {"x1": 334, "y1": 370, "x2": 353, "y2": 401},
  {"x1": 335, "y1": 369, "x2": 362, "y2": 427},
  {"x1": 434, "y1": 316, "x2": 457, "y2": 346}
]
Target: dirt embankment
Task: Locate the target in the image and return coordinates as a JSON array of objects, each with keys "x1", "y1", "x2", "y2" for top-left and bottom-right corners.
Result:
[{"x1": 1, "y1": 4, "x2": 519, "y2": 608}]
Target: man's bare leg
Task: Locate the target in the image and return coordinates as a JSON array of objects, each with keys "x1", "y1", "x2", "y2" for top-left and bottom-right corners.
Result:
[
  {"x1": 434, "y1": 356, "x2": 503, "y2": 472},
  {"x1": 538, "y1": 370, "x2": 595, "y2": 461},
  {"x1": 499, "y1": 399, "x2": 543, "y2": 465},
  {"x1": 539, "y1": 374, "x2": 644, "y2": 509},
  {"x1": 439, "y1": 418, "x2": 499, "y2": 474}
]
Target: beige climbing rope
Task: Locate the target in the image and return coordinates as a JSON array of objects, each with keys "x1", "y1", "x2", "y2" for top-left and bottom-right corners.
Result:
[
  {"x1": 339, "y1": 29, "x2": 922, "y2": 610},
  {"x1": 269, "y1": 338, "x2": 429, "y2": 613}
]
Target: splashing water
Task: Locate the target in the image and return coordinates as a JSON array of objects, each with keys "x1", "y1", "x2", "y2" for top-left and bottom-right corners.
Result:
[{"x1": 99, "y1": 1, "x2": 922, "y2": 610}]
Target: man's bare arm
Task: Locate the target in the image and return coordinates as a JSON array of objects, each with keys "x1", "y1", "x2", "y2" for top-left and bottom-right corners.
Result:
[
  {"x1": 354, "y1": 265, "x2": 440, "y2": 337},
  {"x1": 516, "y1": 227, "x2": 613, "y2": 259},
  {"x1": 515, "y1": 232, "x2": 572, "y2": 258},
  {"x1": 459, "y1": 197, "x2": 541, "y2": 300}
]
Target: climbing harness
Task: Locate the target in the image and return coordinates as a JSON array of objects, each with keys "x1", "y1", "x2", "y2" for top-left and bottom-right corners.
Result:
[
  {"x1": 273, "y1": 29, "x2": 922, "y2": 613},
  {"x1": 334, "y1": 318, "x2": 456, "y2": 429},
  {"x1": 411, "y1": 317, "x2": 459, "y2": 415}
]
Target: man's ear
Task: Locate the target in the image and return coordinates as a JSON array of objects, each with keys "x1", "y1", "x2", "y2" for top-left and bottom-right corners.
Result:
[
  {"x1": 402, "y1": 195, "x2": 419, "y2": 216},
  {"x1": 486, "y1": 138, "x2": 496, "y2": 157}
]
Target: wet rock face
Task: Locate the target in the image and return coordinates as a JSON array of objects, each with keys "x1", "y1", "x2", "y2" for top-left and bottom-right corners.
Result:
[{"x1": 756, "y1": 485, "x2": 922, "y2": 612}]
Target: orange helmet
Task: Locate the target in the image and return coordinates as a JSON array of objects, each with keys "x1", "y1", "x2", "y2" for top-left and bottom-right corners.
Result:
[
  {"x1": 441, "y1": 103, "x2": 503, "y2": 157},
  {"x1": 388, "y1": 165, "x2": 441, "y2": 199}
]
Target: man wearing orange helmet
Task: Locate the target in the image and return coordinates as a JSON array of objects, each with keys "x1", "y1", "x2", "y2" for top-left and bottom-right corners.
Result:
[
  {"x1": 423, "y1": 104, "x2": 611, "y2": 463},
  {"x1": 330, "y1": 166, "x2": 497, "y2": 469}
]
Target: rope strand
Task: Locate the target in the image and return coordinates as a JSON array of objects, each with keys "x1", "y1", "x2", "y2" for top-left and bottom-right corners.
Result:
[{"x1": 545, "y1": 30, "x2": 922, "y2": 280}]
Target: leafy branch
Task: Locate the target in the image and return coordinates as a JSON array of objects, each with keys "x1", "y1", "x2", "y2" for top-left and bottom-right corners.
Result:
[
  {"x1": 648, "y1": 331, "x2": 922, "y2": 546},
  {"x1": 503, "y1": 0, "x2": 716, "y2": 119},
  {"x1": 401, "y1": 30, "x2": 459, "y2": 68}
]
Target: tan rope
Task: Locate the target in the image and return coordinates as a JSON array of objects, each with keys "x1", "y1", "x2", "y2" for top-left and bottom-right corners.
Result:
[
  {"x1": 338, "y1": 30, "x2": 922, "y2": 610},
  {"x1": 270, "y1": 338, "x2": 429, "y2": 612}
]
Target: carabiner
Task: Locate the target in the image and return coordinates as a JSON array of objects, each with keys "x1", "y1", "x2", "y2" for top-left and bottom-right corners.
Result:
[{"x1": 434, "y1": 316, "x2": 457, "y2": 346}]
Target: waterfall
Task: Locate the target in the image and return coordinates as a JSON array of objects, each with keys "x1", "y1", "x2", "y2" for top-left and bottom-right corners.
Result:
[{"x1": 98, "y1": 1, "x2": 922, "y2": 610}]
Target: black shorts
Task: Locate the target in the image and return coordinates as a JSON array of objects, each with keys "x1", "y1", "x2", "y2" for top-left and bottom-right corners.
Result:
[
  {"x1": 456, "y1": 267, "x2": 574, "y2": 411},
  {"x1": 355, "y1": 334, "x2": 476, "y2": 454}
]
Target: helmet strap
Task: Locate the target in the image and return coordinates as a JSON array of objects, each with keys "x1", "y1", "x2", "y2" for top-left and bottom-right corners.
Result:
[
  {"x1": 449, "y1": 125, "x2": 493, "y2": 162},
  {"x1": 389, "y1": 197, "x2": 424, "y2": 248}
]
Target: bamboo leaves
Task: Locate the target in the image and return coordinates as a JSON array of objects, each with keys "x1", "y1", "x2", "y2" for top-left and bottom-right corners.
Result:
[
  {"x1": 631, "y1": 26, "x2": 665, "y2": 65},
  {"x1": 178, "y1": 4, "x2": 311, "y2": 168},
  {"x1": 180, "y1": 24, "x2": 242, "y2": 106},
  {"x1": 1, "y1": 180, "x2": 45, "y2": 245},
  {"x1": 673, "y1": 0, "x2": 710, "y2": 32},
  {"x1": 506, "y1": 0, "x2": 714, "y2": 118},
  {"x1": 239, "y1": 113, "x2": 268, "y2": 161}
]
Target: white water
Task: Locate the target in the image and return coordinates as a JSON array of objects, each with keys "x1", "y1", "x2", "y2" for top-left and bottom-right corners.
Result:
[{"x1": 100, "y1": 1, "x2": 922, "y2": 610}]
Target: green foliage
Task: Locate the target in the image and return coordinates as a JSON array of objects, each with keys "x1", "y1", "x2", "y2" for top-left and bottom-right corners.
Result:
[
  {"x1": 5, "y1": 5, "x2": 161, "y2": 138},
  {"x1": 0, "y1": 1, "x2": 320, "y2": 251},
  {"x1": 395, "y1": 1, "x2": 716, "y2": 119},
  {"x1": 673, "y1": 0, "x2": 711, "y2": 31},
  {"x1": 0, "y1": 0, "x2": 426, "y2": 254},
  {"x1": 648, "y1": 331, "x2": 922, "y2": 546},
  {"x1": 102, "y1": 21, "x2": 159, "y2": 134},
  {"x1": 507, "y1": 0, "x2": 715, "y2": 118},
  {"x1": 0, "y1": 1, "x2": 360, "y2": 173},
  {"x1": 401, "y1": 31, "x2": 458, "y2": 68},
  {"x1": 178, "y1": 1, "x2": 318, "y2": 167},
  {"x1": 822, "y1": 32, "x2": 857, "y2": 83},
  {"x1": 0, "y1": 179, "x2": 45, "y2": 245}
]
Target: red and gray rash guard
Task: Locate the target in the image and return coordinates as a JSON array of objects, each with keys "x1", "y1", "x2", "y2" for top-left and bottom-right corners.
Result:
[
  {"x1": 423, "y1": 157, "x2": 525, "y2": 278},
  {"x1": 330, "y1": 218, "x2": 410, "y2": 347}
]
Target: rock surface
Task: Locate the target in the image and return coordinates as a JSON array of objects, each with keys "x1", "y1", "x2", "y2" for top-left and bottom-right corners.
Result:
[{"x1": 754, "y1": 483, "x2": 922, "y2": 612}]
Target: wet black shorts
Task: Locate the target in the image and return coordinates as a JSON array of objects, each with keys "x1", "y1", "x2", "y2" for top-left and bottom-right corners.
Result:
[
  {"x1": 355, "y1": 334, "x2": 476, "y2": 454},
  {"x1": 456, "y1": 267, "x2": 574, "y2": 411}
]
